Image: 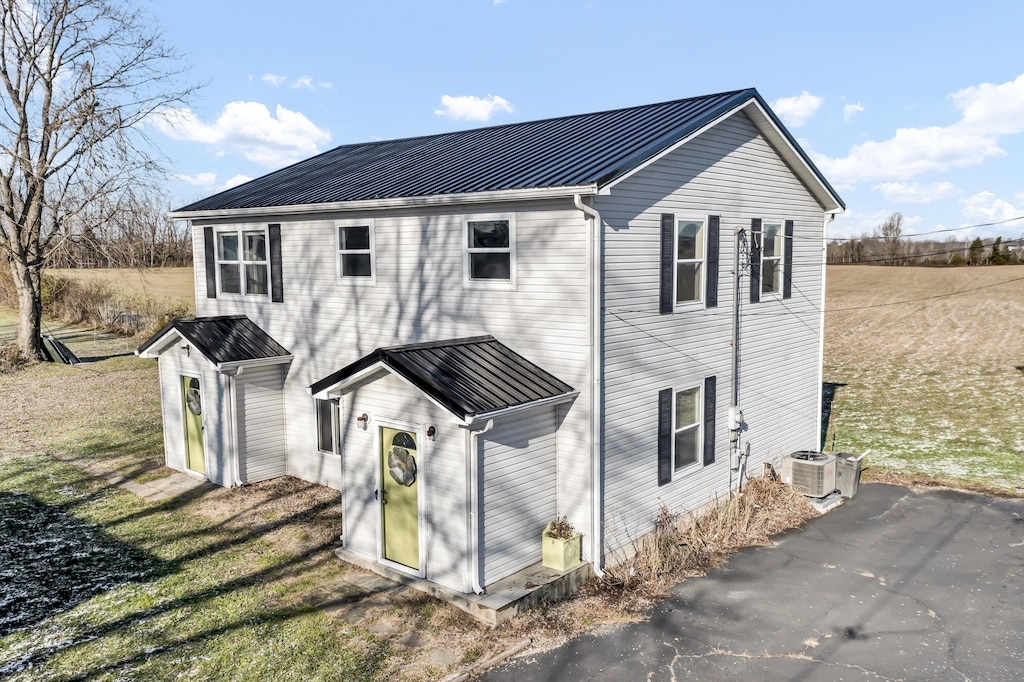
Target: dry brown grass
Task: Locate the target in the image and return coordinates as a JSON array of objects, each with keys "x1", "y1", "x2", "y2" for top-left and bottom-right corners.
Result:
[{"x1": 49, "y1": 267, "x2": 195, "y2": 304}]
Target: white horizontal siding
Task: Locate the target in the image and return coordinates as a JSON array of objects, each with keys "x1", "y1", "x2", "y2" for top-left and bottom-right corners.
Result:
[
  {"x1": 597, "y1": 111, "x2": 827, "y2": 551},
  {"x1": 342, "y1": 373, "x2": 470, "y2": 593},
  {"x1": 192, "y1": 198, "x2": 593, "y2": 563},
  {"x1": 236, "y1": 365, "x2": 287, "y2": 483},
  {"x1": 480, "y1": 409, "x2": 558, "y2": 585}
]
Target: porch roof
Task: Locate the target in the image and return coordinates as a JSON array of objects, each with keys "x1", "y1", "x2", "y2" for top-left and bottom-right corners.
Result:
[
  {"x1": 309, "y1": 335, "x2": 575, "y2": 422},
  {"x1": 136, "y1": 315, "x2": 292, "y2": 369}
]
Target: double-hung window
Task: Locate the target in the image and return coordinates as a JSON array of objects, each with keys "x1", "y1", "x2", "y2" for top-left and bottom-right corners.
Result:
[
  {"x1": 465, "y1": 215, "x2": 515, "y2": 286},
  {"x1": 337, "y1": 220, "x2": 374, "y2": 280},
  {"x1": 673, "y1": 385, "x2": 702, "y2": 471},
  {"x1": 217, "y1": 228, "x2": 269, "y2": 296},
  {"x1": 675, "y1": 219, "x2": 705, "y2": 304},
  {"x1": 761, "y1": 222, "x2": 784, "y2": 295},
  {"x1": 658, "y1": 376, "x2": 716, "y2": 485}
]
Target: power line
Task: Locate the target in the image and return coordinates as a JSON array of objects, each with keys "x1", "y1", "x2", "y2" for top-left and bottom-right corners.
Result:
[{"x1": 823, "y1": 215, "x2": 1024, "y2": 243}]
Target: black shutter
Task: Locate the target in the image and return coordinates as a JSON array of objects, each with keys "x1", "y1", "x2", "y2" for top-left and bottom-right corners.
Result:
[
  {"x1": 658, "y1": 388, "x2": 672, "y2": 485},
  {"x1": 204, "y1": 226, "x2": 217, "y2": 299},
  {"x1": 783, "y1": 219, "x2": 794, "y2": 300},
  {"x1": 660, "y1": 213, "x2": 674, "y2": 314},
  {"x1": 703, "y1": 376, "x2": 716, "y2": 466},
  {"x1": 269, "y1": 224, "x2": 284, "y2": 303},
  {"x1": 749, "y1": 218, "x2": 762, "y2": 304},
  {"x1": 706, "y1": 215, "x2": 720, "y2": 308}
]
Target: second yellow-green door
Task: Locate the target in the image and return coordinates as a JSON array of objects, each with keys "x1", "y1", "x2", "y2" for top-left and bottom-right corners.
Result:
[{"x1": 380, "y1": 426, "x2": 419, "y2": 570}]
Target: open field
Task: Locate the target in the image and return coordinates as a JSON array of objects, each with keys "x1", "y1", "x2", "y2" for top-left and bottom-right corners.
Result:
[
  {"x1": 824, "y1": 265, "x2": 1024, "y2": 493},
  {"x1": 49, "y1": 267, "x2": 195, "y2": 305}
]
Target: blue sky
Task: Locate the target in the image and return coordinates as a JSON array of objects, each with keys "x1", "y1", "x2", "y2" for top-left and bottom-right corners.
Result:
[{"x1": 149, "y1": 0, "x2": 1024, "y2": 241}]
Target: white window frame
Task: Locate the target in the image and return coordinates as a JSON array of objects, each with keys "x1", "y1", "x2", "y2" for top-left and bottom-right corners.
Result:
[
  {"x1": 335, "y1": 219, "x2": 376, "y2": 283},
  {"x1": 463, "y1": 213, "x2": 516, "y2": 289},
  {"x1": 672, "y1": 383, "x2": 703, "y2": 476},
  {"x1": 674, "y1": 218, "x2": 706, "y2": 308},
  {"x1": 760, "y1": 221, "x2": 785, "y2": 297},
  {"x1": 215, "y1": 225, "x2": 270, "y2": 297}
]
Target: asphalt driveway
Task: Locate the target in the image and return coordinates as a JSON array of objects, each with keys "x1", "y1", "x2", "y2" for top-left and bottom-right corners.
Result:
[{"x1": 483, "y1": 484, "x2": 1024, "y2": 681}]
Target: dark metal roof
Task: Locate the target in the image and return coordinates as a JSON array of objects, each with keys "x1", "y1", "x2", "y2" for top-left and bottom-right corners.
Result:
[
  {"x1": 136, "y1": 315, "x2": 291, "y2": 365},
  {"x1": 310, "y1": 336, "x2": 575, "y2": 420},
  {"x1": 176, "y1": 89, "x2": 785, "y2": 212}
]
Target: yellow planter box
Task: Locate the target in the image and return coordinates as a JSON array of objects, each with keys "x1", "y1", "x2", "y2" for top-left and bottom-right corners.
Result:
[{"x1": 542, "y1": 522, "x2": 582, "y2": 572}]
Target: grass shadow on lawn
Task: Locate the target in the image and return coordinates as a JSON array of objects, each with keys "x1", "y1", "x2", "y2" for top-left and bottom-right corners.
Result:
[{"x1": 0, "y1": 491, "x2": 168, "y2": 638}]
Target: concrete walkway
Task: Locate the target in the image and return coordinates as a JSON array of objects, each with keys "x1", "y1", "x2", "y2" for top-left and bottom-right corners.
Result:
[
  {"x1": 65, "y1": 456, "x2": 212, "y2": 502},
  {"x1": 482, "y1": 483, "x2": 1024, "y2": 681}
]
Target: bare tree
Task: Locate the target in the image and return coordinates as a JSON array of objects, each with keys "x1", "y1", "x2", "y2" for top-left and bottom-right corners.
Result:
[
  {"x1": 875, "y1": 212, "x2": 904, "y2": 266},
  {"x1": 0, "y1": 0, "x2": 194, "y2": 359}
]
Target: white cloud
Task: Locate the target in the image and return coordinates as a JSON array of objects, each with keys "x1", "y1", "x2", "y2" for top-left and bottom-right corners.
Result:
[
  {"x1": 771, "y1": 91, "x2": 823, "y2": 128},
  {"x1": 222, "y1": 174, "x2": 252, "y2": 190},
  {"x1": 874, "y1": 181, "x2": 957, "y2": 204},
  {"x1": 961, "y1": 191, "x2": 1020, "y2": 226},
  {"x1": 292, "y1": 76, "x2": 314, "y2": 90},
  {"x1": 152, "y1": 101, "x2": 331, "y2": 167},
  {"x1": 814, "y1": 74, "x2": 1024, "y2": 186},
  {"x1": 317, "y1": 81, "x2": 334, "y2": 90},
  {"x1": 843, "y1": 103, "x2": 865, "y2": 122},
  {"x1": 434, "y1": 94, "x2": 513, "y2": 122},
  {"x1": 262, "y1": 73, "x2": 286, "y2": 86},
  {"x1": 173, "y1": 171, "x2": 217, "y2": 187}
]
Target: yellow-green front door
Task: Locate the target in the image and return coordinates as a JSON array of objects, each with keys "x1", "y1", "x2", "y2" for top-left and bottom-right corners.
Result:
[
  {"x1": 380, "y1": 426, "x2": 419, "y2": 570},
  {"x1": 182, "y1": 376, "x2": 205, "y2": 475}
]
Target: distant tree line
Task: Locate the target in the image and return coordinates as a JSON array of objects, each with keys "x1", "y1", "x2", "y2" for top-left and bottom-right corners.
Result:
[
  {"x1": 45, "y1": 189, "x2": 192, "y2": 269},
  {"x1": 827, "y1": 212, "x2": 1022, "y2": 266}
]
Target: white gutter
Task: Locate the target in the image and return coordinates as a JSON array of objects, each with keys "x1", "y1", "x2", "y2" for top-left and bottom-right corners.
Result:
[
  {"x1": 817, "y1": 212, "x2": 838, "y2": 450},
  {"x1": 466, "y1": 418, "x2": 495, "y2": 595},
  {"x1": 573, "y1": 193, "x2": 605, "y2": 578},
  {"x1": 223, "y1": 367, "x2": 245, "y2": 487},
  {"x1": 459, "y1": 391, "x2": 579, "y2": 428},
  {"x1": 170, "y1": 184, "x2": 598, "y2": 221},
  {"x1": 217, "y1": 355, "x2": 293, "y2": 372}
]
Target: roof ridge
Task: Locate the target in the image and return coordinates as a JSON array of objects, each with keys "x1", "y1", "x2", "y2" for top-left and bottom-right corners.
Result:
[{"x1": 381, "y1": 335, "x2": 497, "y2": 353}]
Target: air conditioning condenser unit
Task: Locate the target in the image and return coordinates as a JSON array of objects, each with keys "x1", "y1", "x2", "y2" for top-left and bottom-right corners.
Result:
[{"x1": 781, "y1": 451, "x2": 836, "y2": 498}]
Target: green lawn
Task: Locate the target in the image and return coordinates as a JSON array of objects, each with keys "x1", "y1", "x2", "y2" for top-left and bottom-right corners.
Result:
[
  {"x1": 824, "y1": 265, "x2": 1024, "y2": 493},
  {"x1": 0, "y1": 353, "x2": 399, "y2": 681}
]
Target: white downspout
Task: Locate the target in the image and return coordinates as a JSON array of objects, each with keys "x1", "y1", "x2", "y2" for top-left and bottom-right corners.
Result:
[
  {"x1": 224, "y1": 367, "x2": 245, "y2": 487},
  {"x1": 817, "y1": 213, "x2": 836, "y2": 450},
  {"x1": 466, "y1": 419, "x2": 494, "y2": 595},
  {"x1": 573, "y1": 193, "x2": 605, "y2": 578}
]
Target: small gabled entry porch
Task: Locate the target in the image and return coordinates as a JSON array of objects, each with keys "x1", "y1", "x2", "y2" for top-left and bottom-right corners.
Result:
[
  {"x1": 309, "y1": 335, "x2": 584, "y2": 610},
  {"x1": 136, "y1": 315, "x2": 293, "y2": 487}
]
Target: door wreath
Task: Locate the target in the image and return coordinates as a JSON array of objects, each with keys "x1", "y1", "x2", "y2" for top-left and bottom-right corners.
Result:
[{"x1": 387, "y1": 446, "x2": 417, "y2": 487}]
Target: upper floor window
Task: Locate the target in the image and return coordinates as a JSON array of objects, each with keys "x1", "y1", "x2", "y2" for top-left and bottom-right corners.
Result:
[
  {"x1": 217, "y1": 228, "x2": 268, "y2": 296},
  {"x1": 337, "y1": 220, "x2": 374, "y2": 280},
  {"x1": 675, "y1": 219, "x2": 705, "y2": 304},
  {"x1": 761, "y1": 222, "x2": 784, "y2": 295},
  {"x1": 465, "y1": 215, "x2": 515, "y2": 287}
]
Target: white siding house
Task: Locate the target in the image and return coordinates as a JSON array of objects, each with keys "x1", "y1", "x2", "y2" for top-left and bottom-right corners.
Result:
[{"x1": 139, "y1": 88, "x2": 843, "y2": 599}]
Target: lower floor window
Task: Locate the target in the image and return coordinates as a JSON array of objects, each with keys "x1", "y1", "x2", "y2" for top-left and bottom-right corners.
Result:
[
  {"x1": 316, "y1": 398, "x2": 337, "y2": 454},
  {"x1": 674, "y1": 386, "x2": 701, "y2": 470}
]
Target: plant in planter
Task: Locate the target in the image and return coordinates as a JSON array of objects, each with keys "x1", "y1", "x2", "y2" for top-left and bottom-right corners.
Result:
[{"x1": 542, "y1": 516, "x2": 582, "y2": 572}]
